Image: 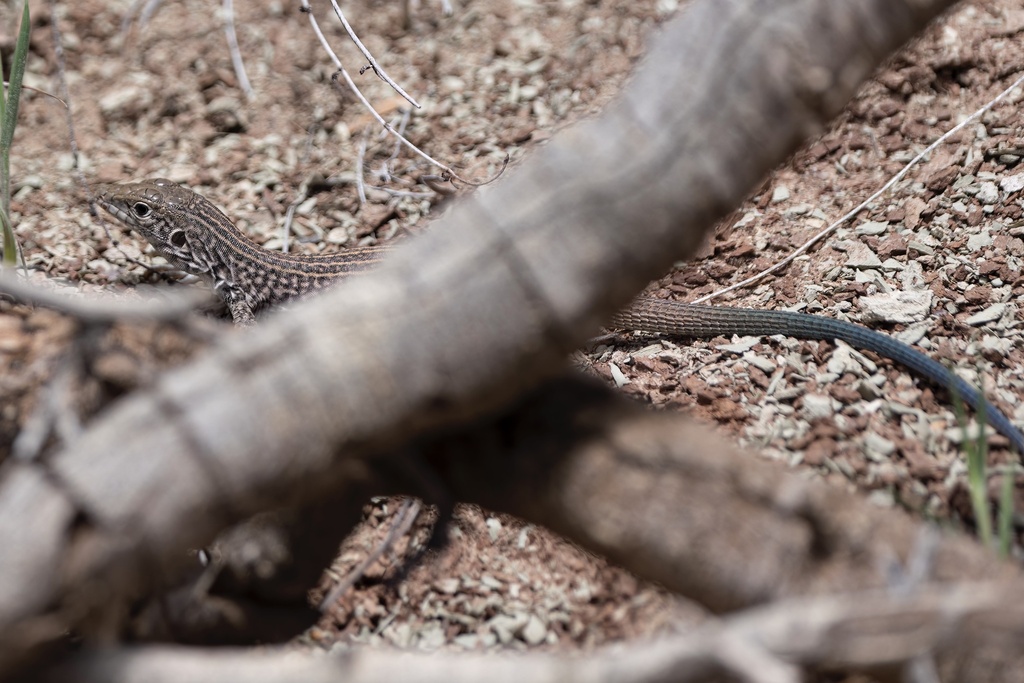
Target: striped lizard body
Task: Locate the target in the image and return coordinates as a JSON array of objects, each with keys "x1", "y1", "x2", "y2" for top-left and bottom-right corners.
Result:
[{"x1": 96, "y1": 178, "x2": 1024, "y2": 454}]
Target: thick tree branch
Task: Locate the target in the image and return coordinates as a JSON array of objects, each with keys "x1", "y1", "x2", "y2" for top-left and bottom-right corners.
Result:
[
  {"x1": 0, "y1": 0, "x2": 962, "y2": 675},
  {"x1": 36, "y1": 583, "x2": 1024, "y2": 683}
]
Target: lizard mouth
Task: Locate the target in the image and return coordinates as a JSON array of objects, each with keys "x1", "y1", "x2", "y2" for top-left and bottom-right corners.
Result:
[{"x1": 96, "y1": 199, "x2": 131, "y2": 226}]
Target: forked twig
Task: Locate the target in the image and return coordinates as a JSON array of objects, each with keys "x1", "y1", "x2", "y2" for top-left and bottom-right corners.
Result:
[
  {"x1": 300, "y1": 0, "x2": 507, "y2": 187},
  {"x1": 327, "y1": 0, "x2": 420, "y2": 109}
]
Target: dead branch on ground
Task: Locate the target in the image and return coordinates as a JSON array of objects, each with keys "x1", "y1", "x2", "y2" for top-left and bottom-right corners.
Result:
[{"x1": 3, "y1": 0, "x2": 1002, "y2": 680}]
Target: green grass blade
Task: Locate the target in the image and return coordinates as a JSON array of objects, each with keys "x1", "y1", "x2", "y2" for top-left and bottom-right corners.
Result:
[
  {"x1": 0, "y1": 210, "x2": 14, "y2": 267},
  {"x1": 954, "y1": 387, "x2": 993, "y2": 546},
  {"x1": 997, "y1": 466, "x2": 1014, "y2": 557},
  {"x1": 965, "y1": 434, "x2": 992, "y2": 546},
  {"x1": 0, "y1": 0, "x2": 30, "y2": 267},
  {"x1": 1, "y1": 0, "x2": 31, "y2": 153}
]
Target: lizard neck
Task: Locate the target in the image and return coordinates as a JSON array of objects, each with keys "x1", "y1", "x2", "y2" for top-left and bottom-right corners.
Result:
[
  {"x1": 207, "y1": 221, "x2": 388, "y2": 305},
  {"x1": 180, "y1": 194, "x2": 388, "y2": 308}
]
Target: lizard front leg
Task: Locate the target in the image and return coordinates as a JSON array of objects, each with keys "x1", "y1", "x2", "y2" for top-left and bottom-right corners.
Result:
[
  {"x1": 218, "y1": 284, "x2": 257, "y2": 326},
  {"x1": 228, "y1": 298, "x2": 257, "y2": 326}
]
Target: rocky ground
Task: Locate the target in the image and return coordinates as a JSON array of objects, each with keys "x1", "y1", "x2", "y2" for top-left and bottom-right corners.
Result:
[{"x1": 1, "y1": 0, "x2": 1023, "y2": 659}]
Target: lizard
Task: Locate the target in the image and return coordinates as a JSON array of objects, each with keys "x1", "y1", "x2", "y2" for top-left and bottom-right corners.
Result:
[{"x1": 96, "y1": 178, "x2": 1024, "y2": 454}]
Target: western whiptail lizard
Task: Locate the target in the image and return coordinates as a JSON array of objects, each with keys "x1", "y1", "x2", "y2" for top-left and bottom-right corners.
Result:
[{"x1": 96, "y1": 178, "x2": 1024, "y2": 454}]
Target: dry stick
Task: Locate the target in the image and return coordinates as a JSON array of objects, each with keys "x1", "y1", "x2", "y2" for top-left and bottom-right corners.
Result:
[
  {"x1": 693, "y1": 69, "x2": 1024, "y2": 304},
  {"x1": 367, "y1": 185, "x2": 435, "y2": 199},
  {"x1": 299, "y1": 1, "x2": 504, "y2": 187},
  {"x1": 280, "y1": 197, "x2": 302, "y2": 254},
  {"x1": 1, "y1": 2, "x2": 973, "y2": 674},
  {"x1": 406, "y1": 0, "x2": 456, "y2": 23},
  {"x1": 37, "y1": 582, "x2": 1024, "y2": 683},
  {"x1": 318, "y1": 498, "x2": 421, "y2": 612},
  {"x1": 355, "y1": 130, "x2": 369, "y2": 206},
  {"x1": 120, "y1": 0, "x2": 164, "y2": 35},
  {"x1": 12, "y1": 353, "x2": 82, "y2": 462},
  {"x1": 47, "y1": 0, "x2": 86, "y2": 195},
  {"x1": 326, "y1": 0, "x2": 421, "y2": 110},
  {"x1": 279, "y1": 125, "x2": 326, "y2": 251},
  {"x1": 384, "y1": 107, "x2": 413, "y2": 172},
  {"x1": 0, "y1": 271, "x2": 213, "y2": 324},
  {"x1": 222, "y1": 0, "x2": 254, "y2": 101}
]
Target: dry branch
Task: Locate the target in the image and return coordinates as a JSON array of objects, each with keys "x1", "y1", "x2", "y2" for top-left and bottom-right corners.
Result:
[
  {"x1": 35, "y1": 582, "x2": 1024, "y2": 683},
  {"x1": 0, "y1": 0, "x2": 967, "y2": 677}
]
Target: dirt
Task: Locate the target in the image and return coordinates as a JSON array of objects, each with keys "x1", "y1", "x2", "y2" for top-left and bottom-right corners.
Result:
[{"x1": 1, "y1": 0, "x2": 1023, "y2": 658}]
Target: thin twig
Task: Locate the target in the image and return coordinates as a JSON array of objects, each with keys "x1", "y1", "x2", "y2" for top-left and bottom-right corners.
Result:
[
  {"x1": 404, "y1": 0, "x2": 455, "y2": 27},
  {"x1": 281, "y1": 196, "x2": 302, "y2": 254},
  {"x1": 386, "y1": 107, "x2": 412, "y2": 166},
  {"x1": 0, "y1": 271, "x2": 213, "y2": 324},
  {"x1": 121, "y1": 0, "x2": 164, "y2": 35},
  {"x1": 326, "y1": 0, "x2": 421, "y2": 109},
  {"x1": 222, "y1": 0, "x2": 254, "y2": 100},
  {"x1": 41, "y1": 582, "x2": 1024, "y2": 683},
  {"x1": 47, "y1": 0, "x2": 85, "y2": 187},
  {"x1": 0, "y1": 82, "x2": 66, "y2": 108},
  {"x1": 694, "y1": 69, "x2": 1024, "y2": 304},
  {"x1": 300, "y1": 0, "x2": 505, "y2": 187},
  {"x1": 319, "y1": 498, "x2": 422, "y2": 612},
  {"x1": 355, "y1": 130, "x2": 369, "y2": 206},
  {"x1": 366, "y1": 185, "x2": 435, "y2": 199}
]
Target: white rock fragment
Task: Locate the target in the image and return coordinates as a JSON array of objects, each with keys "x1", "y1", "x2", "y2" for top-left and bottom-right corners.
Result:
[
  {"x1": 771, "y1": 186, "x2": 790, "y2": 203},
  {"x1": 608, "y1": 362, "x2": 629, "y2": 387},
  {"x1": 453, "y1": 634, "x2": 480, "y2": 649},
  {"x1": 326, "y1": 227, "x2": 349, "y2": 244},
  {"x1": 976, "y1": 181, "x2": 1000, "y2": 204},
  {"x1": 485, "y1": 516, "x2": 503, "y2": 542},
  {"x1": 863, "y1": 433, "x2": 896, "y2": 460},
  {"x1": 894, "y1": 322, "x2": 930, "y2": 346},
  {"x1": 99, "y1": 83, "x2": 154, "y2": 116},
  {"x1": 837, "y1": 240, "x2": 882, "y2": 269},
  {"x1": 859, "y1": 290, "x2": 932, "y2": 324},
  {"x1": 965, "y1": 303, "x2": 1007, "y2": 326},
  {"x1": 855, "y1": 220, "x2": 889, "y2": 236},
  {"x1": 521, "y1": 615, "x2": 548, "y2": 645},
  {"x1": 827, "y1": 345, "x2": 856, "y2": 376},
  {"x1": 980, "y1": 335, "x2": 1013, "y2": 355},
  {"x1": 734, "y1": 210, "x2": 760, "y2": 228},
  {"x1": 489, "y1": 613, "x2": 530, "y2": 645},
  {"x1": 801, "y1": 393, "x2": 834, "y2": 421},
  {"x1": 742, "y1": 351, "x2": 776, "y2": 374},
  {"x1": 417, "y1": 623, "x2": 446, "y2": 650},
  {"x1": 999, "y1": 173, "x2": 1024, "y2": 194},
  {"x1": 717, "y1": 336, "x2": 760, "y2": 354},
  {"x1": 945, "y1": 422, "x2": 994, "y2": 445},
  {"x1": 966, "y1": 231, "x2": 993, "y2": 251}
]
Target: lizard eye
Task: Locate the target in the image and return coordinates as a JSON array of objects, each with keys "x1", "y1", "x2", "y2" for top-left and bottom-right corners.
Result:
[
  {"x1": 169, "y1": 230, "x2": 187, "y2": 248},
  {"x1": 132, "y1": 202, "x2": 152, "y2": 218}
]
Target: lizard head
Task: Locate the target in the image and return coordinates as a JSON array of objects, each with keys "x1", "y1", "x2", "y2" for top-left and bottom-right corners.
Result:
[{"x1": 96, "y1": 178, "x2": 216, "y2": 277}]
